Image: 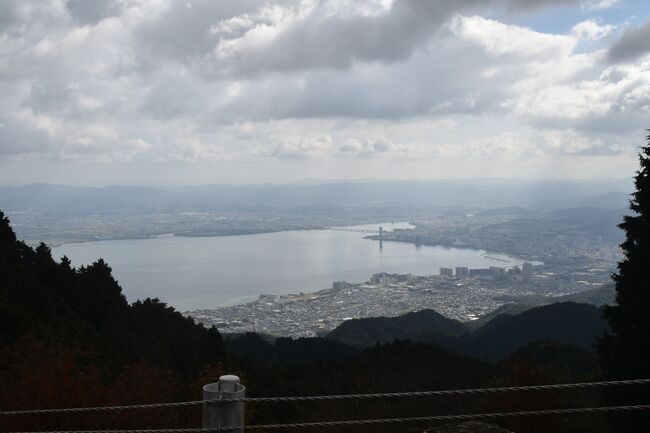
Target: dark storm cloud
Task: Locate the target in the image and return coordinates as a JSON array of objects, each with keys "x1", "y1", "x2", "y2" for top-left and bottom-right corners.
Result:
[
  {"x1": 204, "y1": 0, "x2": 581, "y2": 77},
  {"x1": 66, "y1": 0, "x2": 118, "y2": 25},
  {"x1": 134, "y1": 0, "x2": 274, "y2": 61},
  {"x1": 608, "y1": 20, "x2": 650, "y2": 63},
  {"x1": 211, "y1": 36, "x2": 503, "y2": 122}
]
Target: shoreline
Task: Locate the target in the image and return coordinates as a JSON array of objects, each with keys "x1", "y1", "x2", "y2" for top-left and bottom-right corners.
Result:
[
  {"x1": 43, "y1": 221, "x2": 415, "y2": 248},
  {"x1": 364, "y1": 235, "x2": 542, "y2": 264},
  {"x1": 29, "y1": 226, "x2": 319, "y2": 248}
]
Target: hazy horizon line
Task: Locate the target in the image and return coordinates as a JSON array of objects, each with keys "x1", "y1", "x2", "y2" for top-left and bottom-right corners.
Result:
[{"x1": 0, "y1": 177, "x2": 635, "y2": 189}]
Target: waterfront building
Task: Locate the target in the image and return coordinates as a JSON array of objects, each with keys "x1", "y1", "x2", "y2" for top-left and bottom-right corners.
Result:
[
  {"x1": 469, "y1": 268, "x2": 491, "y2": 277},
  {"x1": 522, "y1": 262, "x2": 533, "y2": 282},
  {"x1": 508, "y1": 266, "x2": 521, "y2": 276},
  {"x1": 490, "y1": 266, "x2": 505, "y2": 275},
  {"x1": 440, "y1": 267, "x2": 454, "y2": 276}
]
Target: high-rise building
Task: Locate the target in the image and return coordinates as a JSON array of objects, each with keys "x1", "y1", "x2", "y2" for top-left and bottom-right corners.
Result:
[
  {"x1": 440, "y1": 267, "x2": 453, "y2": 276},
  {"x1": 508, "y1": 265, "x2": 521, "y2": 276},
  {"x1": 469, "y1": 268, "x2": 491, "y2": 277},
  {"x1": 490, "y1": 266, "x2": 505, "y2": 275},
  {"x1": 455, "y1": 266, "x2": 469, "y2": 277},
  {"x1": 522, "y1": 262, "x2": 533, "y2": 282}
]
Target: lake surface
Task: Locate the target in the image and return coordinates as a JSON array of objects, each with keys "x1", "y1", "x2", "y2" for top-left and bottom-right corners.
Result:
[{"x1": 53, "y1": 223, "x2": 530, "y2": 311}]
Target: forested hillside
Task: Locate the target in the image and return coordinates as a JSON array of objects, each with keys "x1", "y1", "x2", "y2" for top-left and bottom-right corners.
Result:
[
  {"x1": 0, "y1": 210, "x2": 226, "y2": 430},
  {"x1": 325, "y1": 302, "x2": 608, "y2": 361},
  {"x1": 326, "y1": 309, "x2": 468, "y2": 347}
]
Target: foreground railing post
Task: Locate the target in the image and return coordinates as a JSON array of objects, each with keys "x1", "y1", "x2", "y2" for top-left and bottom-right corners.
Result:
[{"x1": 203, "y1": 375, "x2": 246, "y2": 432}]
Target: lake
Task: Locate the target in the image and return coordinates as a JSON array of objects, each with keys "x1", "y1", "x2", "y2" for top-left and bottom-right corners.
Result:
[{"x1": 53, "y1": 223, "x2": 531, "y2": 311}]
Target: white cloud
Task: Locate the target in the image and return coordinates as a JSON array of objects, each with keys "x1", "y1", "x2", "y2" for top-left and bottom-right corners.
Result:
[
  {"x1": 452, "y1": 15, "x2": 575, "y2": 57},
  {"x1": 511, "y1": 60, "x2": 650, "y2": 133},
  {"x1": 337, "y1": 137, "x2": 400, "y2": 157},
  {"x1": 263, "y1": 134, "x2": 334, "y2": 159},
  {"x1": 572, "y1": 19, "x2": 614, "y2": 41},
  {"x1": 0, "y1": 0, "x2": 646, "y2": 183},
  {"x1": 581, "y1": 0, "x2": 620, "y2": 11}
]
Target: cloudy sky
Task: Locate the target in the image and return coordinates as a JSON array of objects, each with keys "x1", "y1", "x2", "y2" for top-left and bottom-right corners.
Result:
[{"x1": 1, "y1": 0, "x2": 649, "y2": 185}]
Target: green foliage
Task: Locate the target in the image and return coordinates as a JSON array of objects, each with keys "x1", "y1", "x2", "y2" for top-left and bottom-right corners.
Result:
[
  {"x1": 326, "y1": 309, "x2": 468, "y2": 347},
  {"x1": 459, "y1": 302, "x2": 608, "y2": 361},
  {"x1": 327, "y1": 302, "x2": 608, "y2": 361},
  {"x1": 596, "y1": 134, "x2": 650, "y2": 432},
  {"x1": 600, "y1": 133, "x2": 650, "y2": 381},
  {"x1": 504, "y1": 342, "x2": 600, "y2": 382},
  {"x1": 487, "y1": 342, "x2": 606, "y2": 433},
  {"x1": 0, "y1": 210, "x2": 224, "y2": 375},
  {"x1": 236, "y1": 339, "x2": 497, "y2": 430}
]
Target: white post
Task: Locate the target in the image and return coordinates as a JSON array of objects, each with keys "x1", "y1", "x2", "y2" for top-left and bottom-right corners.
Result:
[{"x1": 203, "y1": 375, "x2": 246, "y2": 432}]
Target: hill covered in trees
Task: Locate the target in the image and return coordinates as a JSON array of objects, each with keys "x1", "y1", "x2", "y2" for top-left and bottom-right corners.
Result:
[
  {"x1": 448, "y1": 302, "x2": 608, "y2": 360},
  {"x1": 326, "y1": 309, "x2": 468, "y2": 347},
  {"x1": 325, "y1": 302, "x2": 608, "y2": 361},
  {"x1": 0, "y1": 210, "x2": 225, "y2": 376},
  {"x1": 0, "y1": 210, "x2": 229, "y2": 431}
]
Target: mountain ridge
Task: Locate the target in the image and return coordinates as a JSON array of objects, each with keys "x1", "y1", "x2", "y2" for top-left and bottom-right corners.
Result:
[{"x1": 326, "y1": 301, "x2": 609, "y2": 361}]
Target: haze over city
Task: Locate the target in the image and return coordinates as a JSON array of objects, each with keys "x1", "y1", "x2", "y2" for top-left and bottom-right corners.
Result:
[{"x1": 1, "y1": 0, "x2": 650, "y2": 185}]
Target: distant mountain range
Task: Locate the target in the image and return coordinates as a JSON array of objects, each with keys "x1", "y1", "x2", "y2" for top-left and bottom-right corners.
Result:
[
  {"x1": 494, "y1": 283, "x2": 616, "y2": 307},
  {"x1": 0, "y1": 179, "x2": 632, "y2": 211}
]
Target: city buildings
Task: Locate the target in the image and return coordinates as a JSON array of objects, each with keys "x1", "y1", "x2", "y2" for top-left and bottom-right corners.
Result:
[
  {"x1": 440, "y1": 267, "x2": 454, "y2": 276},
  {"x1": 522, "y1": 262, "x2": 533, "y2": 282}
]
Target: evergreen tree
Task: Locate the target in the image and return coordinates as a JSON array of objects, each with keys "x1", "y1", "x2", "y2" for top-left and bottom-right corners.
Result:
[
  {"x1": 0, "y1": 211, "x2": 17, "y2": 262},
  {"x1": 0, "y1": 211, "x2": 16, "y2": 245},
  {"x1": 599, "y1": 131, "x2": 650, "y2": 380}
]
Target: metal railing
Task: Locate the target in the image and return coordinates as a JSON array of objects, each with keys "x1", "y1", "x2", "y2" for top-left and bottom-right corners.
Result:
[{"x1": 2, "y1": 376, "x2": 649, "y2": 432}]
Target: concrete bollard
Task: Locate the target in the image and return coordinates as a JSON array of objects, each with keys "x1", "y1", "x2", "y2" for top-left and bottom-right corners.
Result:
[{"x1": 203, "y1": 375, "x2": 246, "y2": 432}]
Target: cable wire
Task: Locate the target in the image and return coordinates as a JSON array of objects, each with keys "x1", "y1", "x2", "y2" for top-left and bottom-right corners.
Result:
[
  {"x1": 2, "y1": 378, "x2": 649, "y2": 416},
  {"x1": 7, "y1": 403, "x2": 650, "y2": 433}
]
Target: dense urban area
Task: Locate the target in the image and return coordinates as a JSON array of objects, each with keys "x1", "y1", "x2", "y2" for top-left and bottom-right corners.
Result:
[{"x1": 188, "y1": 241, "x2": 618, "y2": 337}]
